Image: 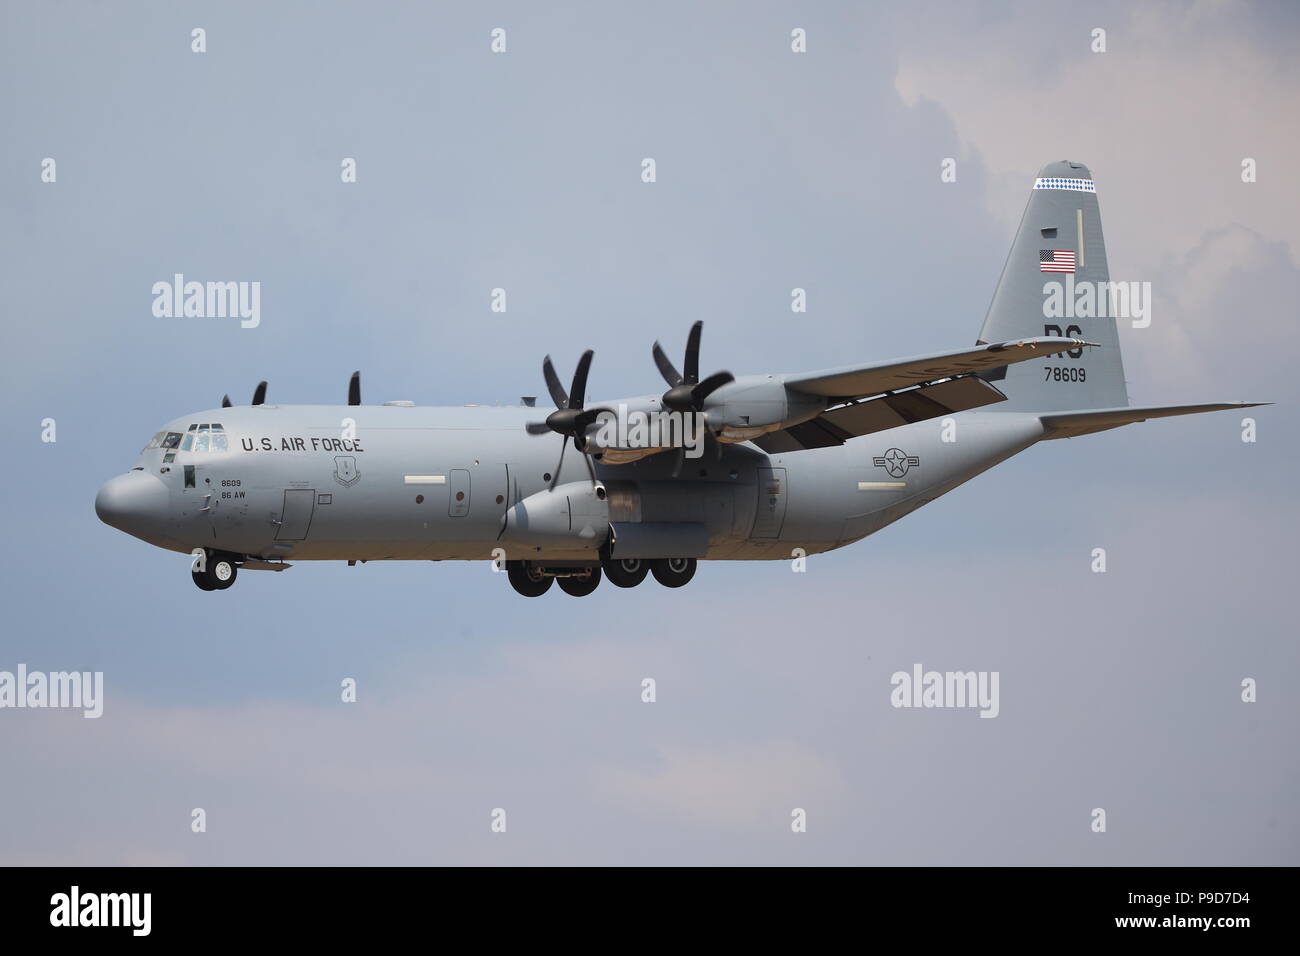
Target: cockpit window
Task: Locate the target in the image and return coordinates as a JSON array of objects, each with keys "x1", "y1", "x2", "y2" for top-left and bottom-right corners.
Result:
[
  {"x1": 179, "y1": 424, "x2": 228, "y2": 453},
  {"x1": 160, "y1": 432, "x2": 182, "y2": 450},
  {"x1": 143, "y1": 431, "x2": 166, "y2": 451}
]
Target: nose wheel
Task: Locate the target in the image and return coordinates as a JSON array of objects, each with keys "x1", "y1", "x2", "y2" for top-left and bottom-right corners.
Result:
[{"x1": 192, "y1": 551, "x2": 238, "y2": 591}]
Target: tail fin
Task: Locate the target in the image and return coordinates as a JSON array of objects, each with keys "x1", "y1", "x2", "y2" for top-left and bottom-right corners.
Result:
[{"x1": 977, "y1": 161, "x2": 1129, "y2": 412}]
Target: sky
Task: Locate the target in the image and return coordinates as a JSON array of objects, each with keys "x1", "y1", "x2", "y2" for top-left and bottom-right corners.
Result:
[{"x1": 0, "y1": 0, "x2": 1296, "y2": 865}]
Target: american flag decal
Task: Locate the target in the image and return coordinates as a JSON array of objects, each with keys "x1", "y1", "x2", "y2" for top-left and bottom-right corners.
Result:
[{"x1": 1039, "y1": 249, "x2": 1076, "y2": 273}]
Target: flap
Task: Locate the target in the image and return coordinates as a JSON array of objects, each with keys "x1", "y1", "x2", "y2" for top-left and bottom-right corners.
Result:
[{"x1": 752, "y1": 376, "x2": 1006, "y2": 453}]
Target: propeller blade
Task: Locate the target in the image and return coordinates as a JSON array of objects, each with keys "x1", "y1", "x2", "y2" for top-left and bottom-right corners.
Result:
[
  {"x1": 652, "y1": 341, "x2": 682, "y2": 388},
  {"x1": 525, "y1": 422, "x2": 553, "y2": 435},
  {"x1": 252, "y1": 381, "x2": 267, "y2": 406},
  {"x1": 692, "y1": 370, "x2": 734, "y2": 404},
  {"x1": 684, "y1": 320, "x2": 702, "y2": 384},
  {"x1": 670, "y1": 446, "x2": 685, "y2": 479},
  {"x1": 221, "y1": 395, "x2": 232, "y2": 408},
  {"x1": 574, "y1": 406, "x2": 613, "y2": 431},
  {"x1": 542, "y1": 356, "x2": 568, "y2": 409},
  {"x1": 568, "y1": 350, "x2": 594, "y2": 410},
  {"x1": 347, "y1": 371, "x2": 361, "y2": 406},
  {"x1": 551, "y1": 435, "x2": 569, "y2": 491}
]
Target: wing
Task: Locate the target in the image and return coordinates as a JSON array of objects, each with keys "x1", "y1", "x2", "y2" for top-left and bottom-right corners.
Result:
[
  {"x1": 752, "y1": 376, "x2": 1008, "y2": 453},
  {"x1": 750, "y1": 337, "x2": 1095, "y2": 453},
  {"x1": 783, "y1": 337, "x2": 1095, "y2": 403}
]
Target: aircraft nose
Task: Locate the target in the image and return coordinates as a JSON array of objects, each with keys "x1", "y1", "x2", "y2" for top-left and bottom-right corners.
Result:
[{"x1": 95, "y1": 471, "x2": 169, "y2": 534}]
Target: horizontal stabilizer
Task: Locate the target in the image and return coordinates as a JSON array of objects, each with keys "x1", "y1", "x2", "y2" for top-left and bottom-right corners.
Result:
[
  {"x1": 752, "y1": 376, "x2": 1005, "y2": 453},
  {"x1": 785, "y1": 337, "x2": 1096, "y2": 403},
  {"x1": 1040, "y1": 402, "x2": 1269, "y2": 440}
]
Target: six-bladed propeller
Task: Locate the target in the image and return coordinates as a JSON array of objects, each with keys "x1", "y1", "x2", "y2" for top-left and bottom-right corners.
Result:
[
  {"x1": 652, "y1": 320, "x2": 734, "y2": 413},
  {"x1": 651, "y1": 321, "x2": 733, "y2": 474},
  {"x1": 525, "y1": 350, "x2": 612, "y2": 490}
]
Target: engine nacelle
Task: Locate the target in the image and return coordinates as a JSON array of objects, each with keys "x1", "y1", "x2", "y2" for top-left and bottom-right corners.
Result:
[{"x1": 500, "y1": 481, "x2": 610, "y2": 552}]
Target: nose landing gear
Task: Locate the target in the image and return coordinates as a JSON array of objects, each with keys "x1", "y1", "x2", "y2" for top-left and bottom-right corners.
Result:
[{"x1": 192, "y1": 550, "x2": 239, "y2": 591}]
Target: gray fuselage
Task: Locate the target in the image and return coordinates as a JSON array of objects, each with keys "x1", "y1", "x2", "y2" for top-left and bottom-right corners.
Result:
[{"x1": 95, "y1": 403, "x2": 1046, "y2": 564}]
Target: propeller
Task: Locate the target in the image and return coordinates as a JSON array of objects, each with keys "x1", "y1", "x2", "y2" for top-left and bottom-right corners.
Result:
[
  {"x1": 347, "y1": 371, "x2": 361, "y2": 406},
  {"x1": 221, "y1": 380, "x2": 269, "y2": 408},
  {"x1": 524, "y1": 350, "x2": 610, "y2": 490},
  {"x1": 651, "y1": 321, "x2": 734, "y2": 476},
  {"x1": 652, "y1": 321, "x2": 734, "y2": 412}
]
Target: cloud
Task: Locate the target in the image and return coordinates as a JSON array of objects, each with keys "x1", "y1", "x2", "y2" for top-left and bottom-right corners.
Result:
[
  {"x1": 893, "y1": 0, "x2": 1300, "y2": 274},
  {"x1": 1125, "y1": 224, "x2": 1300, "y2": 400}
]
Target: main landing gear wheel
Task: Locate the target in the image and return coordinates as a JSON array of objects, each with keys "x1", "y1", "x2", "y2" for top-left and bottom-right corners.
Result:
[
  {"x1": 651, "y1": 557, "x2": 696, "y2": 588},
  {"x1": 557, "y1": 567, "x2": 602, "y2": 597},
  {"x1": 192, "y1": 552, "x2": 238, "y2": 591},
  {"x1": 602, "y1": 557, "x2": 649, "y2": 588},
  {"x1": 507, "y1": 560, "x2": 553, "y2": 597}
]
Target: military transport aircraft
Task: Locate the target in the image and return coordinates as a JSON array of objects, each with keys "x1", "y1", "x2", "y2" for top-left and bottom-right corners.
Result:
[{"x1": 96, "y1": 161, "x2": 1263, "y2": 596}]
